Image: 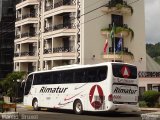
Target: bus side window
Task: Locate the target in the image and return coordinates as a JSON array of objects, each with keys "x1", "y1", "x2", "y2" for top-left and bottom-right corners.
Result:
[
  {"x1": 97, "y1": 66, "x2": 107, "y2": 81},
  {"x1": 62, "y1": 70, "x2": 74, "y2": 84},
  {"x1": 34, "y1": 74, "x2": 42, "y2": 85},
  {"x1": 42, "y1": 72, "x2": 52, "y2": 84},
  {"x1": 53, "y1": 72, "x2": 61, "y2": 84},
  {"x1": 74, "y1": 69, "x2": 85, "y2": 83},
  {"x1": 24, "y1": 74, "x2": 33, "y2": 95},
  {"x1": 86, "y1": 68, "x2": 97, "y2": 82}
]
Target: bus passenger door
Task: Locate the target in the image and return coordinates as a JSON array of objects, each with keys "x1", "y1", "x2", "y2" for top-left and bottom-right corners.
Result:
[{"x1": 23, "y1": 74, "x2": 34, "y2": 106}]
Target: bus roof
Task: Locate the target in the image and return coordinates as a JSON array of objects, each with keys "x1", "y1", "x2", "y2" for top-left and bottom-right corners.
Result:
[{"x1": 28, "y1": 62, "x2": 136, "y2": 75}]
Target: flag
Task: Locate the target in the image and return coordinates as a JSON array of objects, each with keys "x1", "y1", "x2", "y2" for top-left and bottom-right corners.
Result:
[
  {"x1": 116, "y1": 37, "x2": 123, "y2": 52},
  {"x1": 103, "y1": 39, "x2": 108, "y2": 54},
  {"x1": 110, "y1": 23, "x2": 115, "y2": 41}
]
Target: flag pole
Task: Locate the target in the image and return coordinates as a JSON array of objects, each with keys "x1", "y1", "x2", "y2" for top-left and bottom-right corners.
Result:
[
  {"x1": 113, "y1": 23, "x2": 115, "y2": 62},
  {"x1": 121, "y1": 33, "x2": 124, "y2": 62},
  {"x1": 107, "y1": 33, "x2": 109, "y2": 62}
]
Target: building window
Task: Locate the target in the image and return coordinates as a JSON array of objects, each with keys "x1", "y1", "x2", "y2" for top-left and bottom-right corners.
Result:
[
  {"x1": 139, "y1": 87, "x2": 145, "y2": 96},
  {"x1": 111, "y1": 14, "x2": 123, "y2": 27},
  {"x1": 147, "y1": 84, "x2": 152, "y2": 91}
]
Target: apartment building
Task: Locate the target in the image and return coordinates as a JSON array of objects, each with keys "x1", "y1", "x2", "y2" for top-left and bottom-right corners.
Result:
[{"x1": 14, "y1": 0, "x2": 146, "y2": 73}]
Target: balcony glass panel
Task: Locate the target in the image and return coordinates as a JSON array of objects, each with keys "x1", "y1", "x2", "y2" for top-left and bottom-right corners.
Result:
[
  {"x1": 22, "y1": 12, "x2": 36, "y2": 19},
  {"x1": 45, "y1": 0, "x2": 76, "y2": 12},
  {"x1": 21, "y1": 32, "x2": 36, "y2": 38},
  {"x1": 14, "y1": 51, "x2": 36, "y2": 57},
  {"x1": 44, "y1": 22, "x2": 75, "y2": 33},
  {"x1": 44, "y1": 46, "x2": 74, "y2": 54}
]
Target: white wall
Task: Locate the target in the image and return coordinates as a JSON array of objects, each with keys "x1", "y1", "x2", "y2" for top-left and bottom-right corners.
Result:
[
  {"x1": 81, "y1": 0, "x2": 109, "y2": 65},
  {"x1": 81, "y1": 0, "x2": 146, "y2": 71}
]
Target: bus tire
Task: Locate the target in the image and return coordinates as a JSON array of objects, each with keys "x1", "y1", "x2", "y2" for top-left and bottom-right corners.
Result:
[
  {"x1": 33, "y1": 99, "x2": 40, "y2": 111},
  {"x1": 73, "y1": 100, "x2": 83, "y2": 115}
]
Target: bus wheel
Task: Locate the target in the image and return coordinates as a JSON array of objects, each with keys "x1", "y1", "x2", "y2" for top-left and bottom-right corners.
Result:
[
  {"x1": 73, "y1": 100, "x2": 83, "y2": 115},
  {"x1": 33, "y1": 99, "x2": 39, "y2": 111}
]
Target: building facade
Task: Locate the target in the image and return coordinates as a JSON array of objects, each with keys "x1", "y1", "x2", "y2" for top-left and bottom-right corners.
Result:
[
  {"x1": 0, "y1": 0, "x2": 19, "y2": 80},
  {"x1": 14, "y1": 0, "x2": 146, "y2": 73}
]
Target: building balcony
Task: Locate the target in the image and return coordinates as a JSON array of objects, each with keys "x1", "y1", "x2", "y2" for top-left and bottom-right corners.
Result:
[
  {"x1": 101, "y1": 0, "x2": 133, "y2": 15},
  {"x1": 15, "y1": 32, "x2": 38, "y2": 44},
  {"x1": 15, "y1": 13, "x2": 38, "y2": 27},
  {"x1": 21, "y1": 32, "x2": 36, "y2": 38},
  {"x1": 16, "y1": 17, "x2": 21, "y2": 22},
  {"x1": 44, "y1": 23, "x2": 75, "y2": 32},
  {"x1": 16, "y1": 0, "x2": 39, "y2": 10},
  {"x1": 44, "y1": 1, "x2": 76, "y2": 18},
  {"x1": 45, "y1": 0, "x2": 76, "y2": 12},
  {"x1": 103, "y1": 47, "x2": 134, "y2": 63},
  {"x1": 15, "y1": 32, "x2": 37, "y2": 39},
  {"x1": 14, "y1": 51, "x2": 38, "y2": 62},
  {"x1": 44, "y1": 46, "x2": 74, "y2": 54},
  {"x1": 22, "y1": 12, "x2": 36, "y2": 19},
  {"x1": 16, "y1": 12, "x2": 36, "y2": 22},
  {"x1": 14, "y1": 51, "x2": 36, "y2": 57},
  {"x1": 43, "y1": 23, "x2": 76, "y2": 37},
  {"x1": 15, "y1": 62, "x2": 37, "y2": 74},
  {"x1": 43, "y1": 46, "x2": 76, "y2": 60},
  {"x1": 101, "y1": 24, "x2": 134, "y2": 39}
]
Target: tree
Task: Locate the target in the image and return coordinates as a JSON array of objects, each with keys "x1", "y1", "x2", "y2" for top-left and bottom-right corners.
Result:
[{"x1": 0, "y1": 71, "x2": 27, "y2": 97}]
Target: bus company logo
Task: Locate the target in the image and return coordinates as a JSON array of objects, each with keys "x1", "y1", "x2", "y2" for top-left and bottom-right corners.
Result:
[
  {"x1": 114, "y1": 86, "x2": 137, "y2": 94},
  {"x1": 89, "y1": 85, "x2": 104, "y2": 109},
  {"x1": 121, "y1": 66, "x2": 131, "y2": 78}
]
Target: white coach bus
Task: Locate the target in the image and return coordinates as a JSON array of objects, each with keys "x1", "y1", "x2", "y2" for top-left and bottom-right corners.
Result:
[{"x1": 23, "y1": 62, "x2": 138, "y2": 114}]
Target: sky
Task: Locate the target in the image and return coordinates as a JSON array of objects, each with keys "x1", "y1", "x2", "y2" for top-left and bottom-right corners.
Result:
[{"x1": 145, "y1": 0, "x2": 160, "y2": 44}]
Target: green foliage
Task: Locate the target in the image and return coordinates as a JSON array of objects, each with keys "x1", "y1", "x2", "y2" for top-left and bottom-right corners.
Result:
[
  {"x1": 146, "y1": 43, "x2": 160, "y2": 65},
  {"x1": 0, "y1": 71, "x2": 27, "y2": 97},
  {"x1": 0, "y1": 101, "x2": 5, "y2": 105},
  {"x1": 143, "y1": 90, "x2": 160, "y2": 107},
  {"x1": 139, "y1": 101, "x2": 147, "y2": 108},
  {"x1": 107, "y1": 1, "x2": 134, "y2": 15},
  {"x1": 116, "y1": 3, "x2": 134, "y2": 15},
  {"x1": 101, "y1": 26, "x2": 134, "y2": 40}
]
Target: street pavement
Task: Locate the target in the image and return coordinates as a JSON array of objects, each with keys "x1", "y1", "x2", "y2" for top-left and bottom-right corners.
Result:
[{"x1": 0, "y1": 104, "x2": 159, "y2": 120}]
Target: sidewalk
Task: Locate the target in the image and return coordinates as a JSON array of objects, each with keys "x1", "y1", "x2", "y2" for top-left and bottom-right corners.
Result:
[{"x1": 140, "y1": 108, "x2": 160, "y2": 120}]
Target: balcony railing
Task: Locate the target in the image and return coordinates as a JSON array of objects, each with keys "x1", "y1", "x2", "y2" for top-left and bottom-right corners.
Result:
[
  {"x1": 102, "y1": 0, "x2": 133, "y2": 15},
  {"x1": 14, "y1": 51, "x2": 36, "y2": 57},
  {"x1": 44, "y1": 46, "x2": 74, "y2": 54},
  {"x1": 15, "y1": 34, "x2": 21, "y2": 39},
  {"x1": 109, "y1": 24, "x2": 128, "y2": 29},
  {"x1": 22, "y1": 12, "x2": 36, "y2": 19},
  {"x1": 21, "y1": 32, "x2": 36, "y2": 38},
  {"x1": 44, "y1": 23, "x2": 75, "y2": 33},
  {"x1": 101, "y1": 23, "x2": 134, "y2": 39},
  {"x1": 45, "y1": 0, "x2": 76, "y2": 12},
  {"x1": 16, "y1": 17, "x2": 21, "y2": 21},
  {"x1": 109, "y1": 47, "x2": 128, "y2": 53}
]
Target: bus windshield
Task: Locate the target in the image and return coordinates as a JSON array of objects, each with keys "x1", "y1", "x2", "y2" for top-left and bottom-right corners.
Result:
[{"x1": 112, "y1": 63, "x2": 137, "y2": 79}]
